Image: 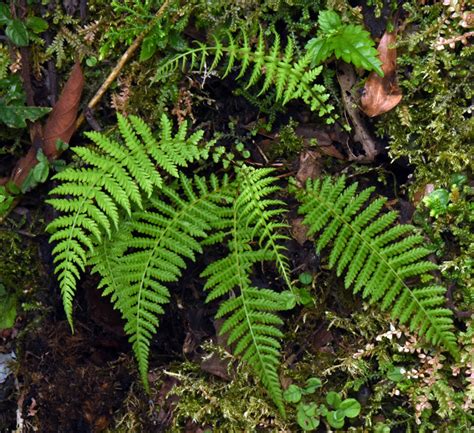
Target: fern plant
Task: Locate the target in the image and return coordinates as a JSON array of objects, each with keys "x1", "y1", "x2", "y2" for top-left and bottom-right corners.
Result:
[
  {"x1": 89, "y1": 173, "x2": 235, "y2": 390},
  {"x1": 155, "y1": 28, "x2": 334, "y2": 119},
  {"x1": 88, "y1": 166, "x2": 294, "y2": 412},
  {"x1": 294, "y1": 176, "x2": 458, "y2": 358},
  {"x1": 46, "y1": 113, "x2": 459, "y2": 415},
  {"x1": 201, "y1": 166, "x2": 295, "y2": 415},
  {"x1": 46, "y1": 113, "x2": 210, "y2": 326}
]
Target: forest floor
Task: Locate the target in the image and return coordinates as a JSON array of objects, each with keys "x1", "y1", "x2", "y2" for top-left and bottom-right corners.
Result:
[{"x1": 0, "y1": 1, "x2": 472, "y2": 432}]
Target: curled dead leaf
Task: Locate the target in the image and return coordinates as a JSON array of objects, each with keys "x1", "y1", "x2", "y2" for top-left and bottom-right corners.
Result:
[
  {"x1": 11, "y1": 62, "x2": 84, "y2": 188},
  {"x1": 361, "y1": 31, "x2": 402, "y2": 117},
  {"x1": 43, "y1": 61, "x2": 84, "y2": 157}
]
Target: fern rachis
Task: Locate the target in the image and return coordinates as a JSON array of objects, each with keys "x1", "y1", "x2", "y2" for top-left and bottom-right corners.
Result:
[{"x1": 294, "y1": 176, "x2": 458, "y2": 358}]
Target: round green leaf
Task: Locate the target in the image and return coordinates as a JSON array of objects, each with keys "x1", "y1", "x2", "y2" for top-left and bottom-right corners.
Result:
[
  {"x1": 387, "y1": 366, "x2": 404, "y2": 383},
  {"x1": 140, "y1": 35, "x2": 157, "y2": 61},
  {"x1": 86, "y1": 56, "x2": 98, "y2": 67},
  {"x1": 340, "y1": 398, "x2": 361, "y2": 418},
  {"x1": 283, "y1": 384, "x2": 302, "y2": 403},
  {"x1": 303, "y1": 377, "x2": 322, "y2": 394},
  {"x1": 26, "y1": 16, "x2": 48, "y2": 33},
  {"x1": 299, "y1": 272, "x2": 313, "y2": 285},
  {"x1": 326, "y1": 410, "x2": 345, "y2": 429},
  {"x1": 6, "y1": 19, "x2": 29, "y2": 46},
  {"x1": 326, "y1": 391, "x2": 342, "y2": 408},
  {"x1": 296, "y1": 287, "x2": 313, "y2": 306},
  {"x1": 297, "y1": 403, "x2": 320, "y2": 431},
  {"x1": 0, "y1": 3, "x2": 11, "y2": 25}
]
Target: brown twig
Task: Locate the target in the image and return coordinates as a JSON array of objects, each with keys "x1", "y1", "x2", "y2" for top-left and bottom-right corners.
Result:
[
  {"x1": 75, "y1": 0, "x2": 171, "y2": 130},
  {"x1": 337, "y1": 62, "x2": 379, "y2": 162}
]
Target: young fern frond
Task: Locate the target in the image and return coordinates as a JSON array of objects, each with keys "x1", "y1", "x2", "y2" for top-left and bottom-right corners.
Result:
[
  {"x1": 155, "y1": 29, "x2": 334, "y2": 119},
  {"x1": 201, "y1": 166, "x2": 295, "y2": 416},
  {"x1": 46, "y1": 114, "x2": 209, "y2": 327},
  {"x1": 90, "y1": 173, "x2": 234, "y2": 390},
  {"x1": 295, "y1": 176, "x2": 458, "y2": 358}
]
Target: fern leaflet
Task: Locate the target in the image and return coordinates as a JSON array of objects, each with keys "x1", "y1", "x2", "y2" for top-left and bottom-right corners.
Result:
[
  {"x1": 295, "y1": 176, "x2": 458, "y2": 358},
  {"x1": 90, "y1": 173, "x2": 234, "y2": 389}
]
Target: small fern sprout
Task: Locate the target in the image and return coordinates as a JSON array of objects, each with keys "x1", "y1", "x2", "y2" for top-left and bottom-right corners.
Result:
[
  {"x1": 155, "y1": 28, "x2": 335, "y2": 121},
  {"x1": 294, "y1": 176, "x2": 458, "y2": 358}
]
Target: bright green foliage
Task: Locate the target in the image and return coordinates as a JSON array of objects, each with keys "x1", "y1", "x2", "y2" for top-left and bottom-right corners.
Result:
[
  {"x1": 295, "y1": 176, "x2": 458, "y2": 358},
  {"x1": 46, "y1": 113, "x2": 209, "y2": 327},
  {"x1": 90, "y1": 173, "x2": 233, "y2": 390},
  {"x1": 201, "y1": 166, "x2": 296, "y2": 415},
  {"x1": 306, "y1": 10, "x2": 383, "y2": 76},
  {"x1": 155, "y1": 28, "x2": 334, "y2": 119}
]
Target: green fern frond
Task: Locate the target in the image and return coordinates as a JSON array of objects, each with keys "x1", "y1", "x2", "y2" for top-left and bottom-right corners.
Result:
[
  {"x1": 90, "y1": 173, "x2": 233, "y2": 389},
  {"x1": 155, "y1": 29, "x2": 333, "y2": 119},
  {"x1": 201, "y1": 166, "x2": 295, "y2": 415},
  {"x1": 46, "y1": 114, "x2": 210, "y2": 328},
  {"x1": 295, "y1": 176, "x2": 458, "y2": 358}
]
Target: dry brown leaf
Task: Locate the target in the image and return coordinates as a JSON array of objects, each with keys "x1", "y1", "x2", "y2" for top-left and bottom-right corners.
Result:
[
  {"x1": 11, "y1": 62, "x2": 84, "y2": 187},
  {"x1": 43, "y1": 61, "x2": 84, "y2": 157},
  {"x1": 361, "y1": 31, "x2": 402, "y2": 117},
  {"x1": 296, "y1": 150, "x2": 321, "y2": 187},
  {"x1": 290, "y1": 217, "x2": 310, "y2": 246}
]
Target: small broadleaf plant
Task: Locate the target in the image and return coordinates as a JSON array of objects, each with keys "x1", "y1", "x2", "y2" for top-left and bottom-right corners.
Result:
[{"x1": 306, "y1": 10, "x2": 383, "y2": 75}]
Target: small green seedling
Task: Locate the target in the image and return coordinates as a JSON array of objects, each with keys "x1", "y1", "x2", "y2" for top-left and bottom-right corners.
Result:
[
  {"x1": 284, "y1": 378, "x2": 361, "y2": 431},
  {"x1": 294, "y1": 272, "x2": 315, "y2": 306},
  {"x1": 325, "y1": 391, "x2": 361, "y2": 429}
]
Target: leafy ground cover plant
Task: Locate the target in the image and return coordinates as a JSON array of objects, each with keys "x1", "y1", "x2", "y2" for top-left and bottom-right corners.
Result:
[{"x1": 283, "y1": 378, "x2": 361, "y2": 431}]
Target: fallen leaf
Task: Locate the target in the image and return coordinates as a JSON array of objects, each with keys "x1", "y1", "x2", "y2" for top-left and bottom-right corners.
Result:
[
  {"x1": 43, "y1": 61, "x2": 84, "y2": 156},
  {"x1": 291, "y1": 217, "x2": 310, "y2": 246},
  {"x1": 361, "y1": 31, "x2": 402, "y2": 117},
  {"x1": 10, "y1": 62, "x2": 84, "y2": 188},
  {"x1": 295, "y1": 125, "x2": 346, "y2": 160},
  {"x1": 296, "y1": 150, "x2": 321, "y2": 187},
  {"x1": 200, "y1": 353, "x2": 231, "y2": 381}
]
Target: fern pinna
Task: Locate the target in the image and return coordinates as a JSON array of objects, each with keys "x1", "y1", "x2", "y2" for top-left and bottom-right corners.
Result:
[
  {"x1": 46, "y1": 114, "x2": 209, "y2": 327},
  {"x1": 295, "y1": 176, "x2": 458, "y2": 358},
  {"x1": 201, "y1": 166, "x2": 295, "y2": 416},
  {"x1": 155, "y1": 29, "x2": 334, "y2": 120},
  {"x1": 89, "y1": 173, "x2": 233, "y2": 390}
]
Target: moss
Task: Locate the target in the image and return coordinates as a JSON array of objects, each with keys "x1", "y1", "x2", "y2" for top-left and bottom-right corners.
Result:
[
  {"x1": 0, "y1": 231, "x2": 40, "y2": 290},
  {"x1": 168, "y1": 349, "x2": 291, "y2": 432},
  {"x1": 377, "y1": 2, "x2": 473, "y2": 190}
]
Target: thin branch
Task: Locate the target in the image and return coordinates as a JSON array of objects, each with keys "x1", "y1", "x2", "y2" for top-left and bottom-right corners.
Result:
[{"x1": 75, "y1": 0, "x2": 172, "y2": 129}]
